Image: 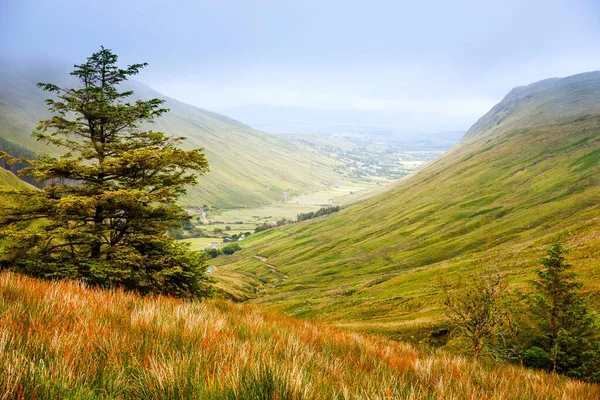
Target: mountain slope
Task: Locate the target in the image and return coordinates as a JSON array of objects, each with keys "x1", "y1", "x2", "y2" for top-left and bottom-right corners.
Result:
[
  {"x1": 1, "y1": 271, "x2": 597, "y2": 399},
  {"x1": 0, "y1": 167, "x2": 30, "y2": 189},
  {"x1": 212, "y1": 71, "x2": 600, "y2": 339},
  {"x1": 465, "y1": 71, "x2": 600, "y2": 139},
  {"x1": 0, "y1": 66, "x2": 339, "y2": 208}
]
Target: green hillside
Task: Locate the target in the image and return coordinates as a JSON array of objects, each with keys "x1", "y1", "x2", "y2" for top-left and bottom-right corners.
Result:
[
  {"x1": 211, "y1": 72, "x2": 600, "y2": 340},
  {"x1": 0, "y1": 69, "x2": 339, "y2": 208},
  {"x1": 465, "y1": 71, "x2": 600, "y2": 139},
  {"x1": 0, "y1": 167, "x2": 30, "y2": 189}
]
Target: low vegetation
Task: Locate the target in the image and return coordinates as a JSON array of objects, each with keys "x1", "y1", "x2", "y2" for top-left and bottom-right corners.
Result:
[
  {"x1": 444, "y1": 242, "x2": 600, "y2": 381},
  {"x1": 222, "y1": 242, "x2": 241, "y2": 255},
  {"x1": 253, "y1": 206, "x2": 342, "y2": 234},
  {"x1": 1, "y1": 271, "x2": 598, "y2": 399},
  {"x1": 297, "y1": 205, "x2": 341, "y2": 222}
]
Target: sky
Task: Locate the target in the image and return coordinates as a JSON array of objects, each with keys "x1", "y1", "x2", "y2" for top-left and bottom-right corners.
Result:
[{"x1": 2, "y1": 0, "x2": 600, "y2": 136}]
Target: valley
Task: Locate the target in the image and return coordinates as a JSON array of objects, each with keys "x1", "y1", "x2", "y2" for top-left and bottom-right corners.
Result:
[
  {"x1": 209, "y1": 72, "x2": 600, "y2": 347},
  {"x1": 1, "y1": 41, "x2": 600, "y2": 399},
  {"x1": 3, "y1": 1, "x2": 600, "y2": 396},
  {"x1": 175, "y1": 136, "x2": 449, "y2": 252}
]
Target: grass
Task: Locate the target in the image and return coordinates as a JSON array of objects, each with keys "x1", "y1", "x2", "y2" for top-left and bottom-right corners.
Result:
[
  {"x1": 210, "y1": 113, "x2": 600, "y2": 342},
  {"x1": 0, "y1": 168, "x2": 30, "y2": 189},
  {"x1": 179, "y1": 237, "x2": 220, "y2": 250},
  {"x1": 1, "y1": 271, "x2": 598, "y2": 399},
  {"x1": 465, "y1": 71, "x2": 600, "y2": 140}
]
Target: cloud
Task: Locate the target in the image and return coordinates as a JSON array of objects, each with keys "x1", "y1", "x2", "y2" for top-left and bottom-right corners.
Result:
[{"x1": 153, "y1": 80, "x2": 497, "y2": 119}]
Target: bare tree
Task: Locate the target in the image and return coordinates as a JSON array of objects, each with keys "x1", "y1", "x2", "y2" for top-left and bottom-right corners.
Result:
[{"x1": 442, "y1": 269, "x2": 506, "y2": 361}]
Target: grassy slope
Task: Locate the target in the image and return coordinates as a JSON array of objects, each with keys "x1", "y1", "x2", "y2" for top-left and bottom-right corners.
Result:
[
  {"x1": 211, "y1": 72, "x2": 600, "y2": 339},
  {"x1": 465, "y1": 71, "x2": 600, "y2": 139},
  {"x1": 1, "y1": 271, "x2": 597, "y2": 400},
  {"x1": 0, "y1": 168, "x2": 30, "y2": 188},
  {"x1": 0, "y1": 72, "x2": 339, "y2": 208}
]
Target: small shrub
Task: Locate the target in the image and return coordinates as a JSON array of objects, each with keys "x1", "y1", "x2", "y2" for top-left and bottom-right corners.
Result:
[
  {"x1": 222, "y1": 243, "x2": 241, "y2": 255},
  {"x1": 204, "y1": 248, "x2": 223, "y2": 259},
  {"x1": 524, "y1": 347, "x2": 553, "y2": 370}
]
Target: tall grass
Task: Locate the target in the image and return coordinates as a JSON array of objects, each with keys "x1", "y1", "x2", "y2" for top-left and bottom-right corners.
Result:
[{"x1": 0, "y1": 272, "x2": 597, "y2": 399}]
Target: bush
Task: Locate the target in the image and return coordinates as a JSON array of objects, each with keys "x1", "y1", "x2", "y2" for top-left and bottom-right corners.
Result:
[
  {"x1": 222, "y1": 243, "x2": 241, "y2": 255},
  {"x1": 203, "y1": 248, "x2": 222, "y2": 259},
  {"x1": 297, "y1": 206, "x2": 340, "y2": 222},
  {"x1": 523, "y1": 347, "x2": 553, "y2": 370},
  {"x1": 255, "y1": 223, "x2": 271, "y2": 233}
]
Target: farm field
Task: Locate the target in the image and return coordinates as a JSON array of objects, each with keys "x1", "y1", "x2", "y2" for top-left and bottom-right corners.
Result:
[{"x1": 208, "y1": 176, "x2": 393, "y2": 225}]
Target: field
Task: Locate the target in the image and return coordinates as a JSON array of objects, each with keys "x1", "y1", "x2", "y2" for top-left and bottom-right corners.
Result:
[
  {"x1": 1, "y1": 271, "x2": 597, "y2": 400},
  {"x1": 207, "y1": 176, "x2": 393, "y2": 226},
  {"x1": 185, "y1": 139, "x2": 446, "y2": 249},
  {"x1": 180, "y1": 237, "x2": 221, "y2": 251},
  {"x1": 178, "y1": 177, "x2": 394, "y2": 252}
]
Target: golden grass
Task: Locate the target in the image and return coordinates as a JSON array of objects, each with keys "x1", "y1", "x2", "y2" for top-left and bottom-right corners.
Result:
[{"x1": 0, "y1": 272, "x2": 598, "y2": 399}]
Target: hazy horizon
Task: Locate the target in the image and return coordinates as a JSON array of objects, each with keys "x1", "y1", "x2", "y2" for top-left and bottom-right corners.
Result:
[{"x1": 3, "y1": 0, "x2": 600, "y2": 136}]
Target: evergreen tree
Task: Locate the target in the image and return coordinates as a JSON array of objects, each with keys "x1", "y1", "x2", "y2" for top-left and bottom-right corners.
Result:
[
  {"x1": 524, "y1": 241, "x2": 599, "y2": 381},
  {"x1": 0, "y1": 47, "x2": 212, "y2": 298}
]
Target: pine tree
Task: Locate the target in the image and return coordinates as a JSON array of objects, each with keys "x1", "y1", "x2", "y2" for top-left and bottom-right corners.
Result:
[
  {"x1": 0, "y1": 47, "x2": 212, "y2": 297},
  {"x1": 525, "y1": 241, "x2": 600, "y2": 381}
]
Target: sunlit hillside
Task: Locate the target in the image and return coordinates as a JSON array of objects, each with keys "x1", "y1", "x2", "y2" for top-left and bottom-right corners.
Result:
[
  {"x1": 0, "y1": 272, "x2": 597, "y2": 400},
  {"x1": 211, "y1": 72, "x2": 600, "y2": 340}
]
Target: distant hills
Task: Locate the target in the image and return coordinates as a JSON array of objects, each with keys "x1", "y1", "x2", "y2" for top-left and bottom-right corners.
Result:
[
  {"x1": 0, "y1": 65, "x2": 340, "y2": 208},
  {"x1": 212, "y1": 71, "x2": 600, "y2": 340}
]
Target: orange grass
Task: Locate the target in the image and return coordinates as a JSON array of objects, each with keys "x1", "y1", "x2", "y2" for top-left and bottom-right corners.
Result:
[{"x1": 0, "y1": 271, "x2": 598, "y2": 399}]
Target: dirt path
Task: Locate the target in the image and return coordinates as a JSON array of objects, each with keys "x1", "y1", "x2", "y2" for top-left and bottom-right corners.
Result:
[
  {"x1": 254, "y1": 255, "x2": 288, "y2": 280},
  {"x1": 201, "y1": 211, "x2": 209, "y2": 224}
]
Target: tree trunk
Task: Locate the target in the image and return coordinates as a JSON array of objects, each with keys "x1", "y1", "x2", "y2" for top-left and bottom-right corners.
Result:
[{"x1": 90, "y1": 205, "x2": 103, "y2": 260}]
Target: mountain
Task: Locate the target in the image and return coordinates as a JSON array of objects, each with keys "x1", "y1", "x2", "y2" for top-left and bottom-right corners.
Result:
[
  {"x1": 0, "y1": 65, "x2": 339, "y2": 208},
  {"x1": 2, "y1": 271, "x2": 597, "y2": 399},
  {"x1": 465, "y1": 71, "x2": 600, "y2": 139},
  {"x1": 211, "y1": 71, "x2": 600, "y2": 340}
]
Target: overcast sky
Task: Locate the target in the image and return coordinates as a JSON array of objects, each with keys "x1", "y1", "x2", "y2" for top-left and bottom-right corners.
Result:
[{"x1": 2, "y1": 0, "x2": 600, "y2": 135}]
